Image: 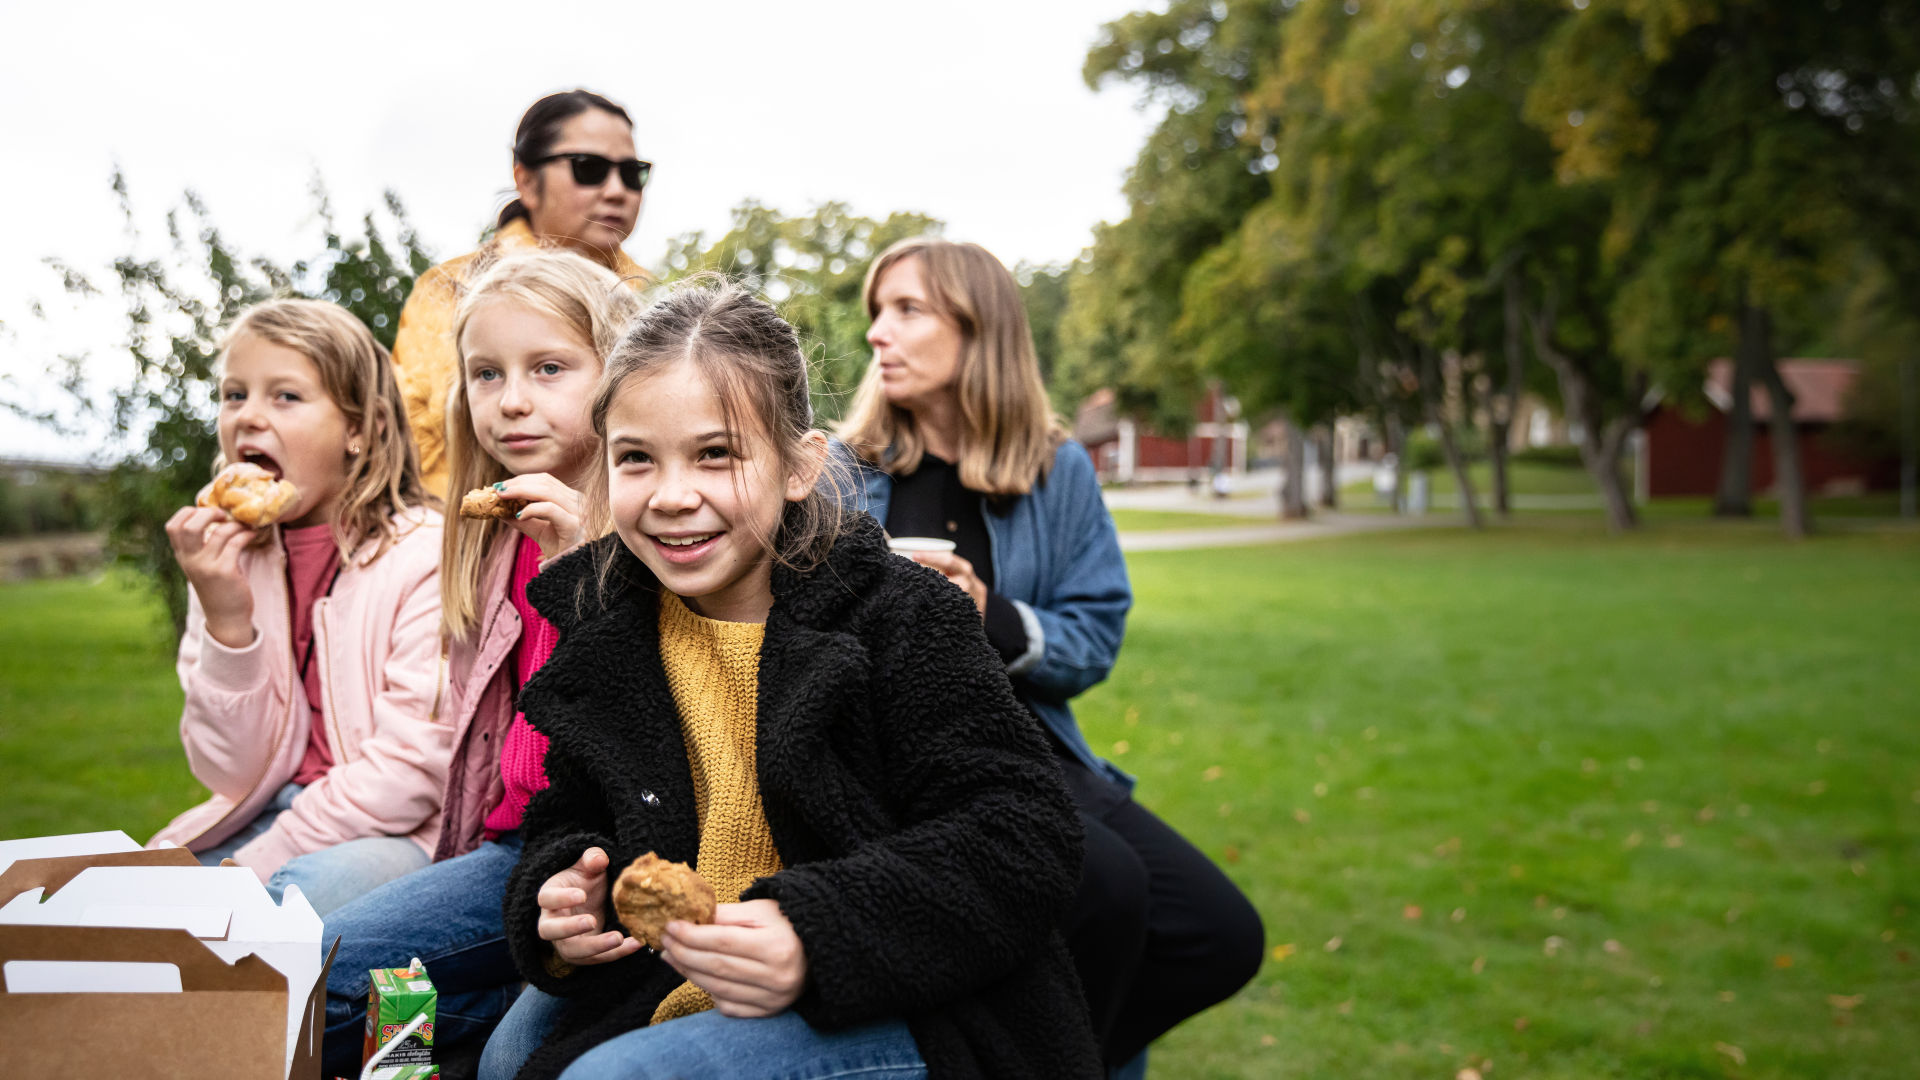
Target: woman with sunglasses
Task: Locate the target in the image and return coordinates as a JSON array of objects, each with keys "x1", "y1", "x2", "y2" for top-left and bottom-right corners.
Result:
[{"x1": 391, "y1": 89, "x2": 652, "y2": 498}]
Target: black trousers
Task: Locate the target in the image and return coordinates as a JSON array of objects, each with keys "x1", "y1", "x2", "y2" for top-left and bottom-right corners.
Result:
[{"x1": 1057, "y1": 751, "x2": 1266, "y2": 1066}]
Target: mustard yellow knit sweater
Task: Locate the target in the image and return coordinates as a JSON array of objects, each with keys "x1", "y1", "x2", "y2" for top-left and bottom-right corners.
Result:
[{"x1": 650, "y1": 592, "x2": 783, "y2": 1023}]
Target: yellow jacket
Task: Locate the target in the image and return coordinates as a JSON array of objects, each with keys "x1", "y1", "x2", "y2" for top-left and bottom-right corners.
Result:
[{"x1": 390, "y1": 218, "x2": 650, "y2": 498}]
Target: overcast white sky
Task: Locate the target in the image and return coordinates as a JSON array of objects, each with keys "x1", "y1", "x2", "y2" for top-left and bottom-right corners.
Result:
[{"x1": 0, "y1": 0, "x2": 1160, "y2": 460}]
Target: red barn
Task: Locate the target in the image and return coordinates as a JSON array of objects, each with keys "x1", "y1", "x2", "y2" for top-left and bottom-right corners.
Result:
[{"x1": 1643, "y1": 359, "x2": 1897, "y2": 498}]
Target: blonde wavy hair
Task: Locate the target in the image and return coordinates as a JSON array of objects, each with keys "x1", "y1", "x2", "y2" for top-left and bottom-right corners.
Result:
[
  {"x1": 218, "y1": 300, "x2": 429, "y2": 562},
  {"x1": 440, "y1": 250, "x2": 641, "y2": 640},
  {"x1": 837, "y1": 237, "x2": 1066, "y2": 495}
]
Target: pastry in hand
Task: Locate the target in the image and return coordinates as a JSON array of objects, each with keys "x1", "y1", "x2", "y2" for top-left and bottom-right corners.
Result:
[
  {"x1": 611, "y1": 852, "x2": 717, "y2": 949},
  {"x1": 460, "y1": 487, "x2": 528, "y2": 521},
  {"x1": 196, "y1": 462, "x2": 299, "y2": 528}
]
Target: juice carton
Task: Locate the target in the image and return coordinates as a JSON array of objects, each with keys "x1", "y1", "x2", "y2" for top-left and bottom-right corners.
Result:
[{"x1": 362, "y1": 958, "x2": 436, "y2": 1071}]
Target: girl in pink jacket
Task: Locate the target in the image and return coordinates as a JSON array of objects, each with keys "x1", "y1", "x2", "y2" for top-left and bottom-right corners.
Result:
[
  {"x1": 150, "y1": 299, "x2": 448, "y2": 917},
  {"x1": 315, "y1": 251, "x2": 641, "y2": 1078}
]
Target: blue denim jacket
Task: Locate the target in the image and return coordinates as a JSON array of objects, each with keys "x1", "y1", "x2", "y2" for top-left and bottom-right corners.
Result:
[{"x1": 842, "y1": 440, "x2": 1134, "y2": 787}]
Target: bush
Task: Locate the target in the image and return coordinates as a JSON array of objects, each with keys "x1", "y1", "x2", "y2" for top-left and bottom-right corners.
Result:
[{"x1": 1511, "y1": 444, "x2": 1586, "y2": 468}]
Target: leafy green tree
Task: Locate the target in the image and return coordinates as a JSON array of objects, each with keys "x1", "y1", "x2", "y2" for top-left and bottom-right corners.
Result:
[
  {"x1": 40, "y1": 171, "x2": 434, "y2": 632},
  {"x1": 663, "y1": 201, "x2": 942, "y2": 422}
]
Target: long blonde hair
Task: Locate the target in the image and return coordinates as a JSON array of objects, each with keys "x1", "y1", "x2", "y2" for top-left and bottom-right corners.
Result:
[
  {"x1": 440, "y1": 251, "x2": 641, "y2": 639},
  {"x1": 219, "y1": 300, "x2": 428, "y2": 562},
  {"x1": 838, "y1": 237, "x2": 1066, "y2": 495}
]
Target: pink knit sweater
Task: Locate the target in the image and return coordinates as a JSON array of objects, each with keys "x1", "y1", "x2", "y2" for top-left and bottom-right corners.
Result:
[{"x1": 483, "y1": 535, "x2": 560, "y2": 834}]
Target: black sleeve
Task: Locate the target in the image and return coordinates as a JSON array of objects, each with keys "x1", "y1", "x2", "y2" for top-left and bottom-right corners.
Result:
[
  {"x1": 982, "y1": 590, "x2": 1030, "y2": 663},
  {"x1": 502, "y1": 745, "x2": 646, "y2": 999},
  {"x1": 743, "y1": 576, "x2": 1082, "y2": 1028}
]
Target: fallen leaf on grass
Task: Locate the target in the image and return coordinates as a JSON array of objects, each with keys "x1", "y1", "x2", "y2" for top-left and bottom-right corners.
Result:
[
  {"x1": 1335, "y1": 998, "x2": 1353, "y2": 1015},
  {"x1": 1718, "y1": 990, "x2": 1736, "y2": 1002},
  {"x1": 1223, "y1": 845, "x2": 1242, "y2": 864},
  {"x1": 1325, "y1": 936, "x2": 1343, "y2": 952},
  {"x1": 1774, "y1": 954, "x2": 1794, "y2": 968},
  {"x1": 1201, "y1": 765, "x2": 1222, "y2": 782},
  {"x1": 1603, "y1": 940, "x2": 1624, "y2": 954},
  {"x1": 1452, "y1": 908, "x2": 1467, "y2": 923},
  {"x1": 1513, "y1": 1016, "x2": 1529, "y2": 1031},
  {"x1": 1829, "y1": 994, "x2": 1864, "y2": 1010},
  {"x1": 1271, "y1": 943, "x2": 1295, "y2": 962},
  {"x1": 1260, "y1": 1034, "x2": 1276, "y2": 1047},
  {"x1": 1882, "y1": 929, "x2": 1897, "y2": 942},
  {"x1": 1623, "y1": 831, "x2": 1643, "y2": 849},
  {"x1": 1472, "y1": 956, "x2": 1486, "y2": 974},
  {"x1": 1293, "y1": 808, "x2": 1312, "y2": 824},
  {"x1": 1403, "y1": 905, "x2": 1423, "y2": 920},
  {"x1": 1112, "y1": 740, "x2": 1130, "y2": 756},
  {"x1": 1543, "y1": 936, "x2": 1565, "y2": 957},
  {"x1": 1457, "y1": 1069, "x2": 1482, "y2": 1080},
  {"x1": 1715, "y1": 1042, "x2": 1746, "y2": 1066},
  {"x1": 1663, "y1": 834, "x2": 1685, "y2": 848},
  {"x1": 1434, "y1": 836, "x2": 1462, "y2": 857},
  {"x1": 1313, "y1": 781, "x2": 1329, "y2": 797}
]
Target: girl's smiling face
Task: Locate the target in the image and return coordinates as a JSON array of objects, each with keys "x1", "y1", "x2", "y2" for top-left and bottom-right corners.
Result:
[
  {"x1": 217, "y1": 334, "x2": 354, "y2": 529},
  {"x1": 460, "y1": 299, "x2": 602, "y2": 486},
  {"x1": 604, "y1": 359, "x2": 814, "y2": 624}
]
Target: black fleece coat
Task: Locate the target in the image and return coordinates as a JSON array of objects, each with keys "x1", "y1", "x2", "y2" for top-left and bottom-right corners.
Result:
[{"x1": 503, "y1": 513, "x2": 1102, "y2": 1080}]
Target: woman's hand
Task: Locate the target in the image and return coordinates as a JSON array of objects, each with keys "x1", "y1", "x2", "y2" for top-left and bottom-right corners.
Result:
[
  {"x1": 908, "y1": 550, "x2": 988, "y2": 617},
  {"x1": 164, "y1": 505, "x2": 256, "y2": 648},
  {"x1": 537, "y1": 847, "x2": 642, "y2": 966},
  {"x1": 660, "y1": 899, "x2": 808, "y2": 1017},
  {"x1": 498, "y1": 474, "x2": 589, "y2": 563}
]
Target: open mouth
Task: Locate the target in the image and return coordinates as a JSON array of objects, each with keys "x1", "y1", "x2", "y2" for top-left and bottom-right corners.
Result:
[
  {"x1": 239, "y1": 449, "x2": 284, "y2": 478},
  {"x1": 650, "y1": 532, "x2": 721, "y2": 563}
]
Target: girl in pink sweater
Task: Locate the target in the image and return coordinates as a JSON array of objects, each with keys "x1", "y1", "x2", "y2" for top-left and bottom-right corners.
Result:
[
  {"x1": 316, "y1": 250, "x2": 641, "y2": 1078},
  {"x1": 151, "y1": 300, "x2": 446, "y2": 916}
]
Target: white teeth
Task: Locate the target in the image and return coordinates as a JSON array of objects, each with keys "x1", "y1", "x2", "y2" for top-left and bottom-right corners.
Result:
[{"x1": 657, "y1": 534, "x2": 716, "y2": 547}]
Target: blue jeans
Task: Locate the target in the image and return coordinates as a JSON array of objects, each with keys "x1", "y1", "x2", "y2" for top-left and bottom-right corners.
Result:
[
  {"x1": 198, "y1": 782, "x2": 430, "y2": 917},
  {"x1": 320, "y1": 832, "x2": 525, "y2": 1080},
  {"x1": 481, "y1": 988, "x2": 925, "y2": 1080}
]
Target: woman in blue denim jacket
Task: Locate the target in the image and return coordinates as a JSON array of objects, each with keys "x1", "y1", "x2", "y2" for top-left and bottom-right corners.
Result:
[{"x1": 838, "y1": 237, "x2": 1264, "y2": 1074}]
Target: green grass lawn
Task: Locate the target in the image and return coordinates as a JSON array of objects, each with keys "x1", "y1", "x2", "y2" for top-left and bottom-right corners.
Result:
[
  {"x1": 1342, "y1": 460, "x2": 1614, "y2": 501},
  {"x1": 1109, "y1": 508, "x2": 1275, "y2": 531},
  {"x1": 3, "y1": 521, "x2": 1917, "y2": 1078}
]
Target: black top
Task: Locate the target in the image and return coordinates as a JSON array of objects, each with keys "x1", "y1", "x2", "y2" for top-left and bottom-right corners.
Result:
[
  {"x1": 506, "y1": 513, "x2": 1101, "y2": 1080},
  {"x1": 884, "y1": 454, "x2": 1030, "y2": 663}
]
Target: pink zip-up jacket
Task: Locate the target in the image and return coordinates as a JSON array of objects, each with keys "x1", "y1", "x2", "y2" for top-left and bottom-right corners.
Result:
[
  {"x1": 149, "y1": 507, "x2": 452, "y2": 881},
  {"x1": 435, "y1": 536, "x2": 523, "y2": 860}
]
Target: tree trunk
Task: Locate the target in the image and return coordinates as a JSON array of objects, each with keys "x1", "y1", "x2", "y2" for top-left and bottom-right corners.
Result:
[
  {"x1": 1385, "y1": 412, "x2": 1409, "y2": 513},
  {"x1": 1421, "y1": 347, "x2": 1483, "y2": 529},
  {"x1": 1902, "y1": 356, "x2": 1917, "y2": 520},
  {"x1": 1280, "y1": 421, "x2": 1309, "y2": 520},
  {"x1": 1316, "y1": 425, "x2": 1339, "y2": 509},
  {"x1": 1491, "y1": 271, "x2": 1526, "y2": 518},
  {"x1": 1713, "y1": 304, "x2": 1760, "y2": 516},
  {"x1": 1526, "y1": 298, "x2": 1641, "y2": 532},
  {"x1": 1748, "y1": 308, "x2": 1809, "y2": 539}
]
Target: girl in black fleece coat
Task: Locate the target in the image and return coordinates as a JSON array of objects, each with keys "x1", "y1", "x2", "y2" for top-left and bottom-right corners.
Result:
[{"x1": 485, "y1": 282, "x2": 1101, "y2": 1080}]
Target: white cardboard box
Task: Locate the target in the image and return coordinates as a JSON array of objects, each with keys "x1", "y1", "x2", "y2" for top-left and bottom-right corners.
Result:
[{"x1": 0, "y1": 831, "x2": 337, "y2": 1079}]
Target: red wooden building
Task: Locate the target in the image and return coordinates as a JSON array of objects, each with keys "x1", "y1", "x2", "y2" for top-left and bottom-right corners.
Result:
[
  {"x1": 1643, "y1": 359, "x2": 1896, "y2": 498},
  {"x1": 1073, "y1": 385, "x2": 1249, "y2": 484}
]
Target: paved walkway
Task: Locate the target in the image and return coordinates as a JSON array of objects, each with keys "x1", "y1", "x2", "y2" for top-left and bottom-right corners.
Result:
[{"x1": 1117, "y1": 511, "x2": 1449, "y2": 551}]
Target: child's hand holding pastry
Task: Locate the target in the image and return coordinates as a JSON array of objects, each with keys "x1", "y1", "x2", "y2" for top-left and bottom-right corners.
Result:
[
  {"x1": 164, "y1": 504, "x2": 256, "y2": 648},
  {"x1": 497, "y1": 473, "x2": 589, "y2": 562},
  {"x1": 661, "y1": 899, "x2": 809, "y2": 1018}
]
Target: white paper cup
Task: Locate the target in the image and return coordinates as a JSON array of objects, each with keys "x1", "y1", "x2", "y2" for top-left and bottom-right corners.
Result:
[{"x1": 886, "y1": 536, "x2": 957, "y2": 554}]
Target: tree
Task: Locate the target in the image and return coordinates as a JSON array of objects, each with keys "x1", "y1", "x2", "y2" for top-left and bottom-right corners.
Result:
[{"x1": 38, "y1": 172, "x2": 434, "y2": 633}]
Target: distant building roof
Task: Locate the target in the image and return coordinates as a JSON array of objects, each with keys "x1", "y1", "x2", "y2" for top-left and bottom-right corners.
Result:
[{"x1": 1704, "y1": 359, "x2": 1858, "y2": 423}]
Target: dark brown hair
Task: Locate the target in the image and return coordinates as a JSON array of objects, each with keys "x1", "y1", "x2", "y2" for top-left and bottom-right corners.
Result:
[
  {"x1": 500, "y1": 90, "x2": 634, "y2": 229},
  {"x1": 584, "y1": 277, "x2": 849, "y2": 601}
]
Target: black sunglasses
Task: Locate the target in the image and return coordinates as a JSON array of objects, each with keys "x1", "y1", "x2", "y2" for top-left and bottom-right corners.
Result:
[{"x1": 525, "y1": 152, "x2": 651, "y2": 192}]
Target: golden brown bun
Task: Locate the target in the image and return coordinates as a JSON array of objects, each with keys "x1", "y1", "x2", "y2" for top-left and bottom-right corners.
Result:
[
  {"x1": 610, "y1": 852, "x2": 717, "y2": 949},
  {"x1": 196, "y1": 462, "x2": 300, "y2": 528},
  {"x1": 459, "y1": 488, "x2": 527, "y2": 521}
]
